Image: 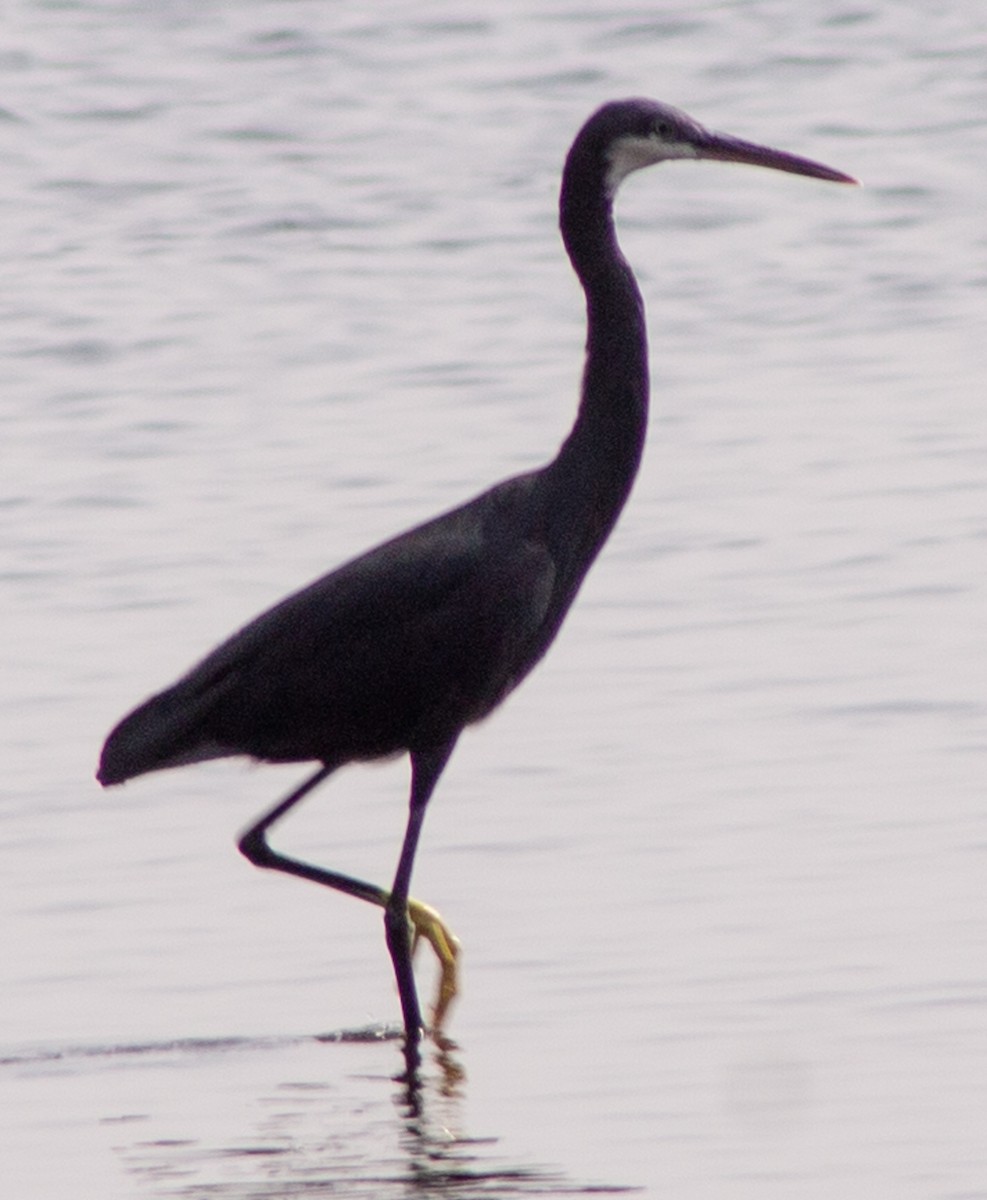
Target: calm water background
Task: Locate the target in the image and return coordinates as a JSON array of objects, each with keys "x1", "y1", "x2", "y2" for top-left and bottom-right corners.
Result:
[{"x1": 2, "y1": 1, "x2": 985, "y2": 1196}]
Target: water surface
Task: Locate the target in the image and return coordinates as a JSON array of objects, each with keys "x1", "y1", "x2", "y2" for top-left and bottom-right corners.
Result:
[{"x1": 2, "y1": 2, "x2": 985, "y2": 1196}]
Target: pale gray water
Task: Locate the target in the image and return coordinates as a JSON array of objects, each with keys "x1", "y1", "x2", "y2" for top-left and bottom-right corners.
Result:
[{"x1": 2, "y1": 2, "x2": 985, "y2": 1197}]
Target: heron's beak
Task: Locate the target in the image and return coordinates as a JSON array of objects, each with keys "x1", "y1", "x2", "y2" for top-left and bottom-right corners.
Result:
[{"x1": 699, "y1": 129, "x2": 859, "y2": 185}]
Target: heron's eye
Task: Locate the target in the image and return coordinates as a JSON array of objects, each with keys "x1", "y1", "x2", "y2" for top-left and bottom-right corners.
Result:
[{"x1": 653, "y1": 121, "x2": 675, "y2": 140}]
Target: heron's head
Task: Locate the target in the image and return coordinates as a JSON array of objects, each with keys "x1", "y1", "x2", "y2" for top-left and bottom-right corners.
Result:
[{"x1": 580, "y1": 98, "x2": 857, "y2": 196}]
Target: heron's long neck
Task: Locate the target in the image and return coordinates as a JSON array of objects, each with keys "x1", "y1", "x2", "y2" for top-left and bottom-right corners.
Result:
[{"x1": 550, "y1": 172, "x2": 649, "y2": 558}]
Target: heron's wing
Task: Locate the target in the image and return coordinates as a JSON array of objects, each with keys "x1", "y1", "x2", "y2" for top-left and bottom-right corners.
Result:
[{"x1": 99, "y1": 477, "x2": 556, "y2": 781}]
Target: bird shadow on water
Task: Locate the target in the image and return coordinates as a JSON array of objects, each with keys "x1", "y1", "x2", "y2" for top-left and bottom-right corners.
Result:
[{"x1": 4, "y1": 1026, "x2": 638, "y2": 1197}]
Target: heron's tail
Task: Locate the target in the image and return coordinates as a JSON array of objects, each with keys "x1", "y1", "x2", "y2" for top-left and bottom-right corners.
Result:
[{"x1": 97, "y1": 681, "x2": 229, "y2": 786}]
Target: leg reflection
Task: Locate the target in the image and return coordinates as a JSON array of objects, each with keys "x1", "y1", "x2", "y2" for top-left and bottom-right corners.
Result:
[{"x1": 394, "y1": 1027, "x2": 466, "y2": 1118}]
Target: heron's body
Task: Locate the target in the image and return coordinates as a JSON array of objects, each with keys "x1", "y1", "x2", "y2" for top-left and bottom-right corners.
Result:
[
  {"x1": 98, "y1": 99, "x2": 854, "y2": 1041},
  {"x1": 98, "y1": 429, "x2": 639, "y2": 782}
]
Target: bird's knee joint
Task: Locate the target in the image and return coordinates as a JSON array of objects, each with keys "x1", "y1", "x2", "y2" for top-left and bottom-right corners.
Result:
[{"x1": 238, "y1": 827, "x2": 271, "y2": 867}]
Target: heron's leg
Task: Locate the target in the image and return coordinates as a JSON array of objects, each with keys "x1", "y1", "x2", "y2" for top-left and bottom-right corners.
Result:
[
  {"x1": 237, "y1": 762, "x2": 462, "y2": 1029},
  {"x1": 239, "y1": 764, "x2": 390, "y2": 906},
  {"x1": 385, "y1": 741, "x2": 457, "y2": 1040}
]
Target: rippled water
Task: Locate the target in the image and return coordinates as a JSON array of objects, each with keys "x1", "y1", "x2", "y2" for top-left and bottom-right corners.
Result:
[{"x1": 2, "y1": 2, "x2": 986, "y2": 1197}]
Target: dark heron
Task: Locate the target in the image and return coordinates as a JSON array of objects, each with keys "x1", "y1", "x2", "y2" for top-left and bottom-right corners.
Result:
[{"x1": 98, "y1": 99, "x2": 855, "y2": 1042}]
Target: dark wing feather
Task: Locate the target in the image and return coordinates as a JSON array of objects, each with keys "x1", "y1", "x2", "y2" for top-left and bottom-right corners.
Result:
[{"x1": 98, "y1": 477, "x2": 556, "y2": 784}]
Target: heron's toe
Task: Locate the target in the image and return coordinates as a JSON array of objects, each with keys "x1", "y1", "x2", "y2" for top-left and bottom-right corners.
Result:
[{"x1": 407, "y1": 896, "x2": 461, "y2": 1030}]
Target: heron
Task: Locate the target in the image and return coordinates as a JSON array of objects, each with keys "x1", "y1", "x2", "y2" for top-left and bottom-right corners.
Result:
[{"x1": 97, "y1": 99, "x2": 855, "y2": 1042}]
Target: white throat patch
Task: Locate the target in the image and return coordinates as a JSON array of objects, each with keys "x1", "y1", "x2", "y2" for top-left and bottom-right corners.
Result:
[{"x1": 605, "y1": 133, "x2": 699, "y2": 196}]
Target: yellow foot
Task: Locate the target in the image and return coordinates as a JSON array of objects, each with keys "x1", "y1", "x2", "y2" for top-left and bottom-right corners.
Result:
[{"x1": 407, "y1": 896, "x2": 461, "y2": 1032}]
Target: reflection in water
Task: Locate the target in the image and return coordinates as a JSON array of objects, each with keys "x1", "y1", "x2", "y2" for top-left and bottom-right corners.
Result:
[
  {"x1": 395, "y1": 1039, "x2": 568, "y2": 1197},
  {"x1": 22, "y1": 1030, "x2": 638, "y2": 1197}
]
